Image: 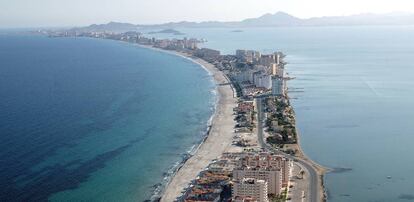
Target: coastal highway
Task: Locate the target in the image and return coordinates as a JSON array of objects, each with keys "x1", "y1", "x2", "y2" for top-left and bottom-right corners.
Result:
[{"x1": 256, "y1": 97, "x2": 320, "y2": 202}]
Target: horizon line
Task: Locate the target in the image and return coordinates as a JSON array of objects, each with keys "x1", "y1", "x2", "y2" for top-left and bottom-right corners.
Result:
[{"x1": 1, "y1": 10, "x2": 414, "y2": 29}]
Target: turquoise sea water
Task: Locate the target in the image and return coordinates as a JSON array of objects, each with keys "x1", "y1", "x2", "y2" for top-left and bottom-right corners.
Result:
[
  {"x1": 167, "y1": 26, "x2": 414, "y2": 202},
  {"x1": 0, "y1": 35, "x2": 215, "y2": 201}
]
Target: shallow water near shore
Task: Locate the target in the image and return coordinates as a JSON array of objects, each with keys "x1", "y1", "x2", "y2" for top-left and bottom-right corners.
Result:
[
  {"x1": 157, "y1": 25, "x2": 414, "y2": 202},
  {"x1": 0, "y1": 35, "x2": 215, "y2": 201}
]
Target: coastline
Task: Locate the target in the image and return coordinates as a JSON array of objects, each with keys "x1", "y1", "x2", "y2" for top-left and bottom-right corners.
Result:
[
  {"x1": 132, "y1": 45, "x2": 231, "y2": 201},
  {"x1": 138, "y1": 43, "x2": 326, "y2": 202},
  {"x1": 73, "y1": 39, "x2": 325, "y2": 201},
  {"x1": 131, "y1": 44, "x2": 237, "y2": 201},
  {"x1": 294, "y1": 129, "x2": 328, "y2": 201},
  {"x1": 160, "y1": 50, "x2": 237, "y2": 202}
]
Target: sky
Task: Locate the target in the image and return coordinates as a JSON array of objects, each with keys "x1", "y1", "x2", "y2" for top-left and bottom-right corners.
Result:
[{"x1": 1, "y1": 0, "x2": 414, "y2": 28}]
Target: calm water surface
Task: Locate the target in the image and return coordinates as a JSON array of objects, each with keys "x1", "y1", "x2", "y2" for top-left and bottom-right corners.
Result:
[{"x1": 167, "y1": 26, "x2": 414, "y2": 202}]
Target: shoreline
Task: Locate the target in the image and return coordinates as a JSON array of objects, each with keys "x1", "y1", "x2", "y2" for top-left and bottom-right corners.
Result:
[
  {"x1": 144, "y1": 48, "x2": 237, "y2": 202},
  {"x1": 52, "y1": 37, "x2": 326, "y2": 201},
  {"x1": 132, "y1": 45, "x2": 228, "y2": 201},
  {"x1": 294, "y1": 129, "x2": 329, "y2": 201},
  {"x1": 161, "y1": 58, "x2": 237, "y2": 201},
  {"x1": 137, "y1": 43, "x2": 326, "y2": 201}
]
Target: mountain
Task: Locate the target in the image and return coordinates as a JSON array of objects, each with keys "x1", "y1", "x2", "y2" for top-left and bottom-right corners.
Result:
[
  {"x1": 240, "y1": 12, "x2": 302, "y2": 26},
  {"x1": 65, "y1": 12, "x2": 414, "y2": 32},
  {"x1": 141, "y1": 12, "x2": 414, "y2": 28},
  {"x1": 70, "y1": 22, "x2": 140, "y2": 32},
  {"x1": 138, "y1": 12, "x2": 302, "y2": 28}
]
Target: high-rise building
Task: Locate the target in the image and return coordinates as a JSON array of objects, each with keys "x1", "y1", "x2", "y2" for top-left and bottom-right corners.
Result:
[
  {"x1": 233, "y1": 168, "x2": 283, "y2": 195},
  {"x1": 252, "y1": 71, "x2": 272, "y2": 89},
  {"x1": 270, "y1": 63, "x2": 278, "y2": 76},
  {"x1": 259, "y1": 55, "x2": 276, "y2": 67},
  {"x1": 236, "y1": 153, "x2": 292, "y2": 188},
  {"x1": 272, "y1": 76, "x2": 284, "y2": 96},
  {"x1": 236, "y1": 50, "x2": 261, "y2": 63},
  {"x1": 233, "y1": 178, "x2": 269, "y2": 202},
  {"x1": 234, "y1": 70, "x2": 254, "y2": 83},
  {"x1": 195, "y1": 48, "x2": 221, "y2": 59},
  {"x1": 274, "y1": 52, "x2": 281, "y2": 65}
]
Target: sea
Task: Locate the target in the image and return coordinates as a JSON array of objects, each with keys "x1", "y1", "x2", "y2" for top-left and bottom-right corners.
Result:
[
  {"x1": 1, "y1": 25, "x2": 414, "y2": 202},
  {"x1": 169, "y1": 26, "x2": 414, "y2": 202},
  {"x1": 0, "y1": 34, "x2": 216, "y2": 201}
]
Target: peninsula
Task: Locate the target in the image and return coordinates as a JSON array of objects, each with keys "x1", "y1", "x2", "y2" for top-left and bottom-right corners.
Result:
[{"x1": 41, "y1": 30, "x2": 326, "y2": 202}]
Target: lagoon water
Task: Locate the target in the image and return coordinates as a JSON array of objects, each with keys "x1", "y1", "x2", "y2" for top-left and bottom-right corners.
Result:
[
  {"x1": 170, "y1": 26, "x2": 414, "y2": 201},
  {"x1": 0, "y1": 35, "x2": 215, "y2": 201}
]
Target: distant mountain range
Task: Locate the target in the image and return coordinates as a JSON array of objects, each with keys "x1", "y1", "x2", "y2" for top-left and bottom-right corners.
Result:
[{"x1": 69, "y1": 12, "x2": 414, "y2": 32}]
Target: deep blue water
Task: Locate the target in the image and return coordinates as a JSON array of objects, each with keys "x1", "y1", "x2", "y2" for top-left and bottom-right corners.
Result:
[
  {"x1": 0, "y1": 35, "x2": 215, "y2": 201},
  {"x1": 164, "y1": 26, "x2": 414, "y2": 202}
]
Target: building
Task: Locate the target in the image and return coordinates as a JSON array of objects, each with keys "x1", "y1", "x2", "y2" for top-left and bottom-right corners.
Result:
[
  {"x1": 183, "y1": 37, "x2": 198, "y2": 50},
  {"x1": 195, "y1": 48, "x2": 221, "y2": 59},
  {"x1": 233, "y1": 70, "x2": 254, "y2": 83},
  {"x1": 233, "y1": 178, "x2": 269, "y2": 202},
  {"x1": 271, "y1": 76, "x2": 284, "y2": 96},
  {"x1": 233, "y1": 168, "x2": 282, "y2": 195},
  {"x1": 236, "y1": 50, "x2": 261, "y2": 63},
  {"x1": 259, "y1": 55, "x2": 276, "y2": 67},
  {"x1": 252, "y1": 71, "x2": 272, "y2": 89},
  {"x1": 236, "y1": 50, "x2": 247, "y2": 60},
  {"x1": 274, "y1": 52, "x2": 281, "y2": 65},
  {"x1": 259, "y1": 52, "x2": 281, "y2": 67},
  {"x1": 270, "y1": 63, "x2": 278, "y2": 76},
  {"x1": 236, "y1": 153, "x2": 291, "y2": 188}
]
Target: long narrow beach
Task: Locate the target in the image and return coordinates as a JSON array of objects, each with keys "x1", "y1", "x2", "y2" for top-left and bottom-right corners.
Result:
[{"x1": 160, "y1": 52, "x2": 237, "y2": 202}]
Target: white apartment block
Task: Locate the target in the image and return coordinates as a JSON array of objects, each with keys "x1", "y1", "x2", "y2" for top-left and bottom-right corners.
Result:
[
  {"x1": 237, "y1": 153, "x2": 292, "y2": 188},
  {"x1": 233, "y1": 168, "x2": 282, "y2": 195},
  {"x1": 233, "y1": 178, "x2": 269, "y2": 202}
]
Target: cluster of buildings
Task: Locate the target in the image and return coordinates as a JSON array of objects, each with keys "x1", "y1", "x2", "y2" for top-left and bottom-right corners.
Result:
[
  {"x1": 181, "y1": 152, "x2": 291, "y2": 202},
  {"x1": 234, "y1": 101, "x2": 254, "y2": 134},
  {"x1": 232, "y1": 101, "x2": 257, "y2": 148},
  {"x1": 154, "y1": 38, "x2": 199, "y2": 50},
  {"x1": 232, "y1": 153, "x2": 291, "y2": 201},
  {"x1": 45, "y1": 30, "x2": 200, "y2": 52},
  {"x1": 264, "y1": 97, "x2": 298, "y2": 146},
  {"x1": 218, "y1": 50, "x2": 287, "y2": 98},
  {"x1": 183, "y1": 169, "x2": 232, "y2": 202}
]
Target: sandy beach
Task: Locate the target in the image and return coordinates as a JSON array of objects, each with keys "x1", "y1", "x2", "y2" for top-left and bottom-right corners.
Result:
[{"x1": 160, "y1": 52, "x2": 237, "y2": 202}]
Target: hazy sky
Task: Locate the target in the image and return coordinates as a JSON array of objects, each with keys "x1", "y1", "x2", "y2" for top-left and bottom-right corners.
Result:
[{"x1": 1, "y1": 0, "x2": 414, "y2": 28}]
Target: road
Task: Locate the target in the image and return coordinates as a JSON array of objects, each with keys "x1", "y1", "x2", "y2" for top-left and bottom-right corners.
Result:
[{"x1": 256, "y1": 97, "x2": 320, "y2": 202}]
